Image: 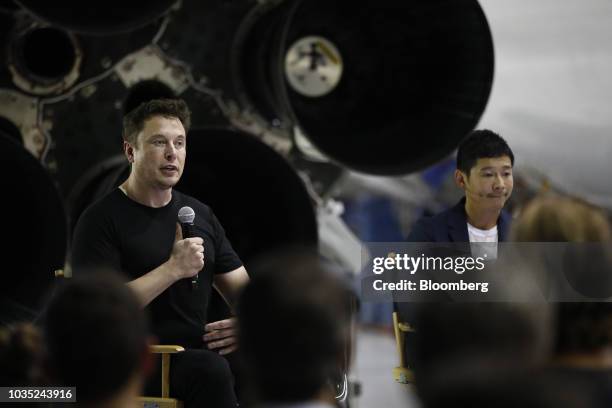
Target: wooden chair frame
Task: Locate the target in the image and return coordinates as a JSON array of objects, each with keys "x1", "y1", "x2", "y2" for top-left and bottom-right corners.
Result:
[{"x1": 392, "y1": 311, "x2": 415, "y2": 384}]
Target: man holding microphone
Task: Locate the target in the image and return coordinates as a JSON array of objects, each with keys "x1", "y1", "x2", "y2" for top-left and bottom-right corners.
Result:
[{"x1": 72, "y1": 98, "x2": 249, "y2": 408}]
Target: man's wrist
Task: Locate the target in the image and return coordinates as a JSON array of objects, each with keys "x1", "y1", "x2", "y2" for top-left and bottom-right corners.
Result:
[{"x1": 164, "y1": 257, "x2": 183, "y2": 282}]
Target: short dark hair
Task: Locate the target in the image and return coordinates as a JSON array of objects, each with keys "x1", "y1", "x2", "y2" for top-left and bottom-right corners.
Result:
[
  {"x1": 556, "y1": 302, "x2": 612, "y2": 354},
  {"x1": 238, "y1": 248, "x2": 353, "y2": 403},
  {"x1": 413, "y1": 302, "x2": 551, "y2": 403},
  {"x1": 122, "y1": 98, "x2": 191, "y2": 145},
  {"x1": 43, "y1": 272, "x2": 149, "y2": 404},
  {"x1": 0, "y1": 323, "x2": 47, "y2": 387},
  {"x1": 424, "y1": 370, "x2": 594, "y2": 408},
  {"x1": 456, "y1": 129, "x2": 514, "y2": 175}
]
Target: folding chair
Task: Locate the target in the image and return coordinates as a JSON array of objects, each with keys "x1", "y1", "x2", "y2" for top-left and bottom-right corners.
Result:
[
  {"x1": 392, "y1": 311, "x2": 415, "y2": 384},
  {"x1": 138, "y1": 345, "x2": 185, "y2": 408},
  {"x1": 54, "y1": 270, "x2": 185, "y2": 408}
]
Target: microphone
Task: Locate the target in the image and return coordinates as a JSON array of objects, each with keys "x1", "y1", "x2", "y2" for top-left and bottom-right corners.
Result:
[{"x1": 178, "y1": 206, "x2": 199, "y2": 289}]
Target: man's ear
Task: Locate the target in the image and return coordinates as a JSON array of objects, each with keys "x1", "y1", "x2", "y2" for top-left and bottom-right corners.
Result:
[
  {"x1": 123, "y1": 140, "x2": 135, "y2": 163},
  {"x1": 455, "y1": 169, "x2": 467, "y2": 190}
]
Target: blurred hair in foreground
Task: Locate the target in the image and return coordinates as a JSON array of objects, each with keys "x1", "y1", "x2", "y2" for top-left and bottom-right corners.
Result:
[{"x1": 237, "y1": 246, "x2": 354, "y2": 404}]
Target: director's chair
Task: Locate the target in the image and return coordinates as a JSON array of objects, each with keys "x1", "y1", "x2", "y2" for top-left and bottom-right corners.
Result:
[
  {"x1": 392, "y1": 311, "x2": 415, "y2": 384},
  {"x1": 54, "y1": 270, "x2": 185, "y2": 408},
  {"x1": 138, "y1": 345, "x2": 185, "y2": 408}
]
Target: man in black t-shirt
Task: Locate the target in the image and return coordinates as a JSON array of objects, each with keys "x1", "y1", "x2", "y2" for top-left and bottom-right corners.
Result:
[{"x1": 71, "y1": 98, "x2": 249, "y2": 408}]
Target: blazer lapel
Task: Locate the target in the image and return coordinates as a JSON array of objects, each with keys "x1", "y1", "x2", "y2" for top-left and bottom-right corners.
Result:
[
  {"x1": 447, "y1": 199, "x2": 469, "y2": 242},
  {"x1": 497, "y1": 209, "x2": 512, "y2": 241}
]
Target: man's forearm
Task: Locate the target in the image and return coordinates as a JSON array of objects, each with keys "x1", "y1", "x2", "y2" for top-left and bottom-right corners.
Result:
[
  {"x1": 127, "y1": 260, "x2": 180, "y2": 307},
  {"x1": 213, "y1": 266, "x2": 250, "y2": 310}
]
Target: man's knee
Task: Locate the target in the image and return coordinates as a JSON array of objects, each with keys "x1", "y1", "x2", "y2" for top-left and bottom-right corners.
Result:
[{"x1": 173, "y1": 349, "x2": 234, "y2": 387}]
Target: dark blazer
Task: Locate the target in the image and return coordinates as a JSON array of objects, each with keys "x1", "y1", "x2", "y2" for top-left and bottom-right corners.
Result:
[{"x1": 406, "y1": 197, "x2": 512, "y2": 242}]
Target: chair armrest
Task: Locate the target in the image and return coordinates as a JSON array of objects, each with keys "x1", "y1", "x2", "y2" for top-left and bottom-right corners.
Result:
[
  {"x1": 398, "y1": 322, "x2": 415, "y2": 333},
  {"x1": 392, "y1": 312, "x2": 415, "y2": 384},
  {"x1": 148, "y1": 345, "x2": 185, "y2": 398},
  {"x1": 150, "y1": 345, "x2": 185, "y2": 354}
]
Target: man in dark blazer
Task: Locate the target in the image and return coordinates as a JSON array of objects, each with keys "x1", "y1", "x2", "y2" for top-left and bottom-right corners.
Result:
[
  {"x1": 407, "y1": 197, "x2": 512, "y2": 243},
  {"x1": 399, "y1": 130, "x2": 515, "y2": 374},
  {"x1": 407, "y1": 129, "x2": 514, "y2": 244}
]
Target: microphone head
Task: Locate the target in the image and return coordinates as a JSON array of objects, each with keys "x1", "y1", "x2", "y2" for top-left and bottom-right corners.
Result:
[{"x1": 178, "y1": 206, "x2": 195, "y2": 224}]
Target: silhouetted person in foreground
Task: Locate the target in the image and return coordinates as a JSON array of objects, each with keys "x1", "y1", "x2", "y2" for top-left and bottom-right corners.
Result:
[
  {"x1": 237, "y1": 249, "x2": 354, "y2": 407},
  {"x1": 412, "y1": 301, "x2": 553, "y2": 406},
  {"x1": 43, "y1": 272, "x2": 153, "y2": 408},
  {"x1": 514, "y1": 195, "x2": 612, "y2": 407}
]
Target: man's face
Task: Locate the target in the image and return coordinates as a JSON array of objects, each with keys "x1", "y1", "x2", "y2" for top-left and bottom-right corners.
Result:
[
  {"x1": 126, "y1": 115, "x2": 186, "y2": 190},
  {"x1": 456, "y1": 156, "x2": 513, "y2": 210}
]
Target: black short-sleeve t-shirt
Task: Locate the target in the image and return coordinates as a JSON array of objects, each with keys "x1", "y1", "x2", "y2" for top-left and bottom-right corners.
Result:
[{"x1": 71, "y1": 188, "x2": 243, "y2": 347}]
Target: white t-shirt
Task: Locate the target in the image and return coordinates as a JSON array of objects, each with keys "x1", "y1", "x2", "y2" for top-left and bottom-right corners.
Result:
[{"x1": 467, "y1": 222, "x2": 498, "y2": 260}]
